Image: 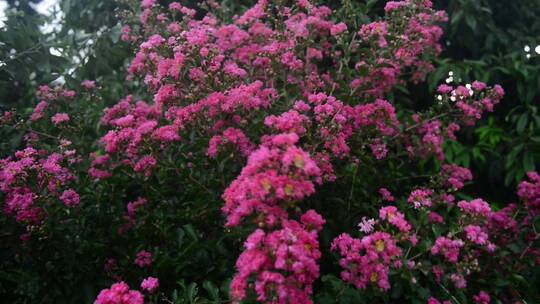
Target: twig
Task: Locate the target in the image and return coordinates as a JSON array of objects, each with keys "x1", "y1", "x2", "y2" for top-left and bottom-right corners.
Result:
[
  {"x1": 438, "y1": 282, "x2": 462, "y2": 304},
  {"x1": 7, "y1": 122, "x2": 59, "y2": 140}
]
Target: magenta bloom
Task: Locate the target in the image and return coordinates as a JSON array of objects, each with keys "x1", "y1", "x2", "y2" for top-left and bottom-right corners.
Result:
[
  {"x1": 60, "y1": 189, "x2": 80, "y2": 207},
  {"x1": 134, "y1": 250, "x2": 152, "y2": 268},
  {"x1": 473, "y1": 291, "x2": 491, "y2": 304},
  {"x1": 431, "y1": 237, "x2": 464, "y2": 263},
  {"x1": 141, "y1": 276, "x2": 159, "y2": 293},
  {"x1": 52, "y1": 113, "x2": 70, "y2": 125},
  {"x1": 94, "y1": 282, "x2": 143, "y2": 304},
  {"x1": 82, "y1": 80, "x2": 96, "y2": 89}
]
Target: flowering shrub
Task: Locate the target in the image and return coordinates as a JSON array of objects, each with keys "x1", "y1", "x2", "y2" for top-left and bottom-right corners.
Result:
[{"x1": 0, "y1": 0, "x2": 538, "y2": 303}]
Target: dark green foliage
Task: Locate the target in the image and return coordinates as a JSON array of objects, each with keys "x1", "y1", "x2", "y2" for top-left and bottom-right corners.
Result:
[{"x1": 430, "y1": 0, "x2": 540, "y2": 202}]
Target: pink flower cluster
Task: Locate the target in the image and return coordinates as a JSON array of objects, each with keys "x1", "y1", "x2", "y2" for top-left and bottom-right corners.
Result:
[
  {"x1": 379, "y1": 206, "x2": 411, "y2": 232},
  {"x1": 351, "y1": 0, "x2": 447, "y2": 97},
  {"x1": 134, "y1": 251, "x2": 152, "y2": 268},
  {"x1": 207, "y1": 127, "x2": 255, "y2": 158},
  {"x1": 457, "y1": 199, "x2": 492, "y2": 218},
  {"x1": 140, "y1": 277, "x2": 159, "y2": 293},
  {"x1": 30, "y1": 85, "x2": 77, "y2": 122},
  {"x1": 76, "y1": 0, "x2": 516, "y2": 302},
  {"x1": 222, "y1": 133, "x2": 321, "y2": 227},
  {"x1": 331, "y1": 231, "x2": 402, "y2": 290},
  {"x1": 94, "y1": 282, "x2": 144, "y2": 304},
  {"x1": 431, "y1": 237, "x2": 464, "y2": 263},
  {"x1": 119, "y1": 197, "x2": 148, "y2": 234},
  {"x1": 0, "y1": 147, "x2": 77, "y2": 224},
  {"x1": 517, "y1": 171, "x2": 540, "y2": 222},
  {"x1": 401, "y1": 82, "x2": 503, "y2": 162},
  {"x1": 441, "y1": 164, "x2": 472, "y2": 190},
  {"x1": 230, "y1": 211, "x2": 324, "y2": 303},
  {"x1": 88, "y1": 153, "x2": 113, "y2": 180},
  {"x1": 51, "y1": 112, "x2": 70, "y2": 125},
  {"x1": 464, "y1": 225, "x2": 489, "y2": 246},
  {"x1": 473, "y1": 291, "x2": 490, "y2": 304},
  {"x1": 437, "y1": 82, "x2": 504, "y2": 126},
  {"x1": 408, "y1": 188, "x2": 434, "y2": 208}
]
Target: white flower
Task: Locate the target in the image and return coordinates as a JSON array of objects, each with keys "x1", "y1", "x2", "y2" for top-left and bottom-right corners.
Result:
[{"x1": 358, "y1": 217, "x2": 377, "y2": 234}]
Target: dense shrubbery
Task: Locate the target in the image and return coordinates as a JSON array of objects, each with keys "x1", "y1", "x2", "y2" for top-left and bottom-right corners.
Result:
[{"x1": 0, "y1": 0, "x2": 539, "y2": 303}]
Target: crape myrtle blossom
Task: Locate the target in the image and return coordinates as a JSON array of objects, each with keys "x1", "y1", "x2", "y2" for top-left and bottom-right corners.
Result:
[
  {"x1": 96, "y1": 0, "x2": 509, "y2": 302},
  {"x1": 331, "y1": 231, "x2": 402, "y2": 290},
  {"x1": 0, "y1": 147, "x2": 77, "y2": 225},
  {"x1": 140, "y1": 277, "x2": 159, "y2": 293},
  {"x1": 93, "y1": 282, "x2": 144, "y2": 304},
  {"x1": 379, "y1": 206, "x2": 411, "y2": 232},
  {"x1": 441, "y1": 164, "x2": 472, "y2": 190},
  {"x1": 431, "y1": 237, "x2": 464, "y2": 263},
  {"x1": 222, "y1": 133, "x2": 322, "y2": 228},
  {"x1": 134, "y1": 250, "x2": 152, "y2": 268},
  {"x1": 517, "y1": 171, "x2": 540, "y2": 223},
  {"x1": 230, "y1": 211, "x2": 324, "y2": 303}
]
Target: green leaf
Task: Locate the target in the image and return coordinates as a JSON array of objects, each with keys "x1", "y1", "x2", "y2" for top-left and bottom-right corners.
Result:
[
  {"x1": 516, "y1": 113, "x2": 529, "y2": 133},
  {"x1": 202, "y1": 281, "x2": 220, "y2": 301},
  {"x1": 523, "y1": 151, "x2": 535, "y2": 172},
  {"x1": 465, "y1": 14, "x2": 477, "y2": 31}
]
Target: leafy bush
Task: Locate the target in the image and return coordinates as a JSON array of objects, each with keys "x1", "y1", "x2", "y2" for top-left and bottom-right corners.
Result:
[
  {"x1": 431, "y1": 0, "x2": 540, "y2": 195},
  {"x1": 0, "y1": 0, "x2": 539, "y2": 303}
]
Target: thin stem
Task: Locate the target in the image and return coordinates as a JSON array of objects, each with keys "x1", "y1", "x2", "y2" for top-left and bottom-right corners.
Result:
[
  {"x1": 438, "y1": 282, "x2": 462, "y2": 304},
  {"x1": 8, "y1": 122, "x2": 60, "y2": 140}
]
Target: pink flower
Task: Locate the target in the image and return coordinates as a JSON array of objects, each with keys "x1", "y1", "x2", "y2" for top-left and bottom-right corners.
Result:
[
  {"x1": 221, "y1": 134, "x2": 321, "y2": 227},
  {"x1": 330, "y1": 22, "x2": 347, "y2": 36},
  {"x1": 379, "y1": 206, "x2": 411, "y2": 232},
  {"x1": 301, "y1": 209, "x2": 326, "y2": 232},
  {"x1": 52, "y1": 113, "x2": 70, "y2": 125},
  {"x1": 230, "y1": 214, "x2": 323, "y2": 303},
  {"x1": 432, "y1": 266, "x2": 444, "y2": 282},
  {"x1": 457, "y1": 199, "x2": 492, "y2": 217},
  {"x1": 442, "y1": 164, "x2": 472, "y2": 190},
  {"x1": 450, "y1": 273, "x2": 467, "y2": 289},
  {"x1": 464, "y1": 225, "x2": 489, "y2": 245},
  {"x1": 133, "y1": 156, "x2": 157, "y2": 176},
  {"x1": 517, "y1": 171, "x2": 540, "y2": 222},
  {"x1": 127, "y1": 197, "x2": 147, "y2": 219},
  {"x1": 473, "y1": 291, "x2": 490, "y2": 304},
  {"x1": 152, "y1": 125, "x2": 180, "y2": 142},
  {"x1": 437, "y1": 84, "x2": 453, "y2": 94},
  {"x1": 332, "y1": 232, "x2": 402, "y2": 290},
  {"x1": 428, "y1": 212, "x2": 444, "y2": 224},
  {"x1": 141, "y1": 277, "x2": 159, "y2": 293},
  {"x1": 134, "y1": 250, "x2": 152, "y2": 268},
  {"x1": 94, "y1": 282, "x2": 143, "y2": 304},
  {"x1": 370, "y1": 140, "x2": 388, "y2": 160},
  {"x1": 408, "y1": 189, "x2": 433, "y2": 208},
  {"x1": 493, "y1": 84, "x2": 505, "y2": 97},
  {"x1": 471, "y1": 81, "x2": 486, "y2": 91},
  {"x1": 431, "y1": 237, "x2": 464, "y2": 263},
  {"x1": 82, "y1": 80, "x2": 96, "y2": 89},
  {"x1": 384, "y1": 1, "x2": 407, "y2": 12},
  {"x1": 428, "y1": 298, "x2": 441, "y2": 304},
  {"x1": 63, "y1": 90, "x2": 76, "y2": 98},
  {"x1": 0, "y1": 148, "x2": 75, "y2": 224},
  {"x1": 31, "y1": 101, "x2": 48, "y2": 121},
  {"x1": 379, "y1": 188, "x2": 395, "y2": 202},
  {"x1": 141, "y1": 0, "x2": 155, "y2": 9},
  {"x1": 60, "y1": 189, "x2": 80, "y2": 207}
]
